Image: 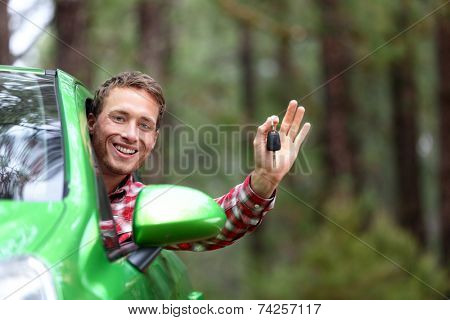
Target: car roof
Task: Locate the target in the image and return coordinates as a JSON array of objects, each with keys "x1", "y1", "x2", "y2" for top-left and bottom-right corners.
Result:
[
  {"x1": 0, "y1": 65, "x2": 90, "y2": 89},
  {"x1": 0, "y1": 64, "x2": 51, "y2": 75}
]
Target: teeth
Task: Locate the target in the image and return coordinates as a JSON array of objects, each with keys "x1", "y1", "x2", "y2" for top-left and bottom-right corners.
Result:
[{"x1": 115, "y1": 145, "x2": 136, "y2": 155}]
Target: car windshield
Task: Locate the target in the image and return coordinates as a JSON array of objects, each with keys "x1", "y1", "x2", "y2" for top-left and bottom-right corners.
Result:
[{"x1": 0, "y1": 71, "x2": 64, "y2": 201}]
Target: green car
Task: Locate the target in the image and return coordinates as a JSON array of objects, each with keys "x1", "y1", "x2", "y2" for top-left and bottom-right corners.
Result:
[{"x1": 0, "y1": 65, "x2": 226, "y2": 300}]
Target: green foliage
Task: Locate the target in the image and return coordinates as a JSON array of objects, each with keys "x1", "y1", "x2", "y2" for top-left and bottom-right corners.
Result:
[{"x1": 251, "y1": 194, "x2": 447, "y2": 299}]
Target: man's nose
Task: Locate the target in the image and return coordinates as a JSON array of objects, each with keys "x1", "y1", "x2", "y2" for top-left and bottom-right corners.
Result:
[{"x1": 121, "y1": 122, "x2": 139, "y2": 143}]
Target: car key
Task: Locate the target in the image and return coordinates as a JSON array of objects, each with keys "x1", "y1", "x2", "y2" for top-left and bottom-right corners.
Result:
[{"x1": 267, "y1": 119, "x2": 281, "y2": 167}]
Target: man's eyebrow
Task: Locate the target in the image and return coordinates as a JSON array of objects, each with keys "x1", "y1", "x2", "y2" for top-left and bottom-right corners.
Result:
[
  {"x1": 109, "y1": 109, "x2": 129, "y2": 116},
  {"x1": 140, "y1": 116, "x2": 155, "y2": 124}
]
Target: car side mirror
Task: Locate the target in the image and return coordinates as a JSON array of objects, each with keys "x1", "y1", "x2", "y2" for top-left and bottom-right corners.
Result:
[{"x1": 132, "y1": 185, "x2": 226, "y2": 247}]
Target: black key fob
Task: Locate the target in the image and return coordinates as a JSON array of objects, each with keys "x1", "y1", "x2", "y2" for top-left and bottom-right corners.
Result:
[{"x1": 267, "y1": 130, "x2": 281, "y2": 151}]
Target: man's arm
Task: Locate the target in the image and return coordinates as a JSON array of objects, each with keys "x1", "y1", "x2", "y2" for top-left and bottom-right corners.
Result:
[
  {"x1": 167, "y1": 100, "x2": 310, "y2": 251},
  {"x1": 167, "y1": 174, "x2": 275, "y2": 251}
]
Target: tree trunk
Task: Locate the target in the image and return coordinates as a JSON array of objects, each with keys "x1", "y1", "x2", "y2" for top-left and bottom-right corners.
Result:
[
  {"x1": 390, "y1": 5, "x2": 424, "y2": 245},
  {"x1": 0, "y1": 0, "x2": 11, "y2": 65},
  {"x1": 238, "y1": 21, "x2": 268, "y2": 276},
  {"x1": 276, "y1": 35, "x2": 294, "y2": 100},
  {"x1": 437, "y1": 7, "x2": 450, "y2": 263},
  {"x1": 391, "y1": 60, "x2": 424, "y2": 244},
  {"x1": 54, "y1": 0, "x2": 91, "y2": 85},
  {"x1": 275, "y1": 33, "x2": 303, "y2": 193},
  {"x1": 318, "y1": 0, "x2": 360, "y2": 192},
  {"x1": 136, "y1": 0, "x2": 173, "y2": 184},
  {"x1": 239, "y1": 21, "x2": 256, "y2": 121},
  {"x1": 137, "y1": 0, "x2": 172, "y2": 84}
]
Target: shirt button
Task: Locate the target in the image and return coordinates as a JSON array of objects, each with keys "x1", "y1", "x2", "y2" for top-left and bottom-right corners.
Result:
[{"x1": 254, "y1": 204, "x2": 260, "y2": 209}]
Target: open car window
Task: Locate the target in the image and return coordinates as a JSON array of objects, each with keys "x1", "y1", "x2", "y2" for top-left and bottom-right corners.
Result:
[{"x1": 0, "y1": 72, "x2": 64, "y2": 201}]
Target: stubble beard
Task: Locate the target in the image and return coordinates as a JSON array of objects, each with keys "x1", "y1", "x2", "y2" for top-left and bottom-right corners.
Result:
[
  {"x1": 92, "y1": 135, "x2": 137, "y2": 177},
  {"x1": 91, "y1": 128, "x2": 152, "y2": 178}
]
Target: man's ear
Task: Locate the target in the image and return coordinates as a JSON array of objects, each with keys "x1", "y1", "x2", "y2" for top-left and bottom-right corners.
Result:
[{"x1": 87, "y1": 113, "x2": 97, "y2": 134}]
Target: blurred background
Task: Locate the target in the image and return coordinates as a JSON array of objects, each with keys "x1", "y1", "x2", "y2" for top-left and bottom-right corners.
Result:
[{"x1": 1, "y1": 0, "x2": 449, "y2": 299}]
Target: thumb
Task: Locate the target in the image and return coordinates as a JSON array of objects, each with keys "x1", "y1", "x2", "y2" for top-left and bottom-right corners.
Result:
[{"x1": 255, "y1": 115, "x2": 279, "y2": 140}]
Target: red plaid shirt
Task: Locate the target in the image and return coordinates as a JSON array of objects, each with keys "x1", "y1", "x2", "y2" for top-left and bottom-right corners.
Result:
[{"x1": 108, "y1": 175, "x2": 276, "y2": 251}]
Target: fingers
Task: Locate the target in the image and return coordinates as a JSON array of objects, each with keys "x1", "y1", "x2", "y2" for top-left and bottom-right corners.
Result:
[
  {"x1": 256, "y1": 99, "x2": 310, "y2": 150},
  {"x1": 294, "y1": 122, "x2": 311, "y2": 150},
  {"x1": 280, "y1": 100, "x2": 298, "y2": 135},
  {"x1": 288, "y1": 106, "x2": 305, "y2": 141},
  {"x1": 255, "y1": 115, "x2": 279, "y2": 144}
]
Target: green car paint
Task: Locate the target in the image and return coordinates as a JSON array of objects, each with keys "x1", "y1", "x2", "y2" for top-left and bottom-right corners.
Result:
[{"x1": 0, "y1": 65, "x2": 224, "y2": 300}]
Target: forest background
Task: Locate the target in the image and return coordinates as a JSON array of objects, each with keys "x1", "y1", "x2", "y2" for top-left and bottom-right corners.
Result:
[{"x1": 1, "y1": 0, "x2": 449, "y2": 299}]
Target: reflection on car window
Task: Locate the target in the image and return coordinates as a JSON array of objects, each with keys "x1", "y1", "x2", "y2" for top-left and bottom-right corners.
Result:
[{"x1": 0, "y1": 72, "x2": 64, "y2": 201}]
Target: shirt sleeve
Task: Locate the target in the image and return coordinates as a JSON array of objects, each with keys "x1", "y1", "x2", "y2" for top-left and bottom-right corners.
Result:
[{"x1": 166, "y1": 175, "x2": 276, "y2": 252}]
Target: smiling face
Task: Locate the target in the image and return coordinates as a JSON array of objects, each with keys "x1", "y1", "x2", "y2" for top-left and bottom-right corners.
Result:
[{"x1": 88, "y1": 87, "x2": 160, "y2": 179}]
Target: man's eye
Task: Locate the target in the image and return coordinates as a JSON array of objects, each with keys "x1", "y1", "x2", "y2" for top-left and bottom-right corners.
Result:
[
  {"x1": 112, "y1": 115, "x2": 125, "y2": 123},
  {"x1": 139, "y1": 123, "x2": 152, "y2": 131}
]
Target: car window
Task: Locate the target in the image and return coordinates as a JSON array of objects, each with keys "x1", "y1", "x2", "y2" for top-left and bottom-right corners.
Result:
[{"x1": 0, "y1": 72, "x2": 64, "y2": 201}]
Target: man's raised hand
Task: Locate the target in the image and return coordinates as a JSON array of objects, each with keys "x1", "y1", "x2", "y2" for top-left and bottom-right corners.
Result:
[{"x1": 251, "y1": 100, "x2": 311, "y2": 198}]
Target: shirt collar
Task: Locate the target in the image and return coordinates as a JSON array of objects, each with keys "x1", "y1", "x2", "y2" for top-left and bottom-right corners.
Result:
[{"x1": 108, "y1": 174, "x2": 134, "y2": 201}]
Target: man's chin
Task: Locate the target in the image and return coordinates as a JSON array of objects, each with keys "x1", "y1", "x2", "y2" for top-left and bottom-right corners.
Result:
[{"x1": 105, "y1": 162, "x2": 138, "y2": 177}]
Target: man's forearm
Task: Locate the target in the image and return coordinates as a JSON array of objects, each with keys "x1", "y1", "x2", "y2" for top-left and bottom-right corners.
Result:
[{"x1": 166, "y1": 174, "x2": 276, "y2": 251}]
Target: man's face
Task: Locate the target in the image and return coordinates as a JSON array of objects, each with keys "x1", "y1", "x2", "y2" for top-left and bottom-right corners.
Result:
[{"x1": 88, "y1": 87, "x2": 160, "y2": 177}]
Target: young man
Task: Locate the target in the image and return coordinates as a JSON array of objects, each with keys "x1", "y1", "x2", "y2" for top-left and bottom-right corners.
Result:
[{"x1": 88, "y1": 71, "x2": 311, "y2": 251}]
